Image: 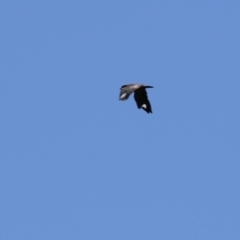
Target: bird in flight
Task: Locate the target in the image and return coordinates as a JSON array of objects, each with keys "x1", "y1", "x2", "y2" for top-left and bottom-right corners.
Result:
[{"x1": 119, "y1": 84, "x2": 154, "y2": 113}]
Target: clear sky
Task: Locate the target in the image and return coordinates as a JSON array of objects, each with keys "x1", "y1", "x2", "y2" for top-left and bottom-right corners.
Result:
[{"x1": 1, "y1": 1, "x2": 240, "y2": 239}]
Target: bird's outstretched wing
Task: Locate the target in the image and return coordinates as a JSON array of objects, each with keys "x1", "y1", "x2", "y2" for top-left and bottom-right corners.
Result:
[
  {"x1": 119, "y1": 85, "x2": 134, "y2": 100},
  {"x1": 134, "y1": 87, "x2": 152, "y2": 113}
]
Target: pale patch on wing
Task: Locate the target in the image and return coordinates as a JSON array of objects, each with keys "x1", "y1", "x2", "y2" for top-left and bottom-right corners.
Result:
[
  {"x1": 119, "y1": 92, "x2": 131, "y2": 100},
  {"x1": 142, "y1": 104, "x2": 147, "y2": 109},
  {"x1": 120, "y1": 93, "x2": 127, "y2": 99}
]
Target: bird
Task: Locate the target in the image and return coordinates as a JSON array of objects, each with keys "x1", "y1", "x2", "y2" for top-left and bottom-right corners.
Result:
[{"x1": 119, "y1": 84, "x2": 154, "y2": 113}]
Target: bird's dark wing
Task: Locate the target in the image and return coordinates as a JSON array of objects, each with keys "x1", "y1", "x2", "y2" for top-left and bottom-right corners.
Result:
[
  {"x1": 119, "y1": 85, "x2": 135, "y2": 100},
  {"x1": 134, "y1": 87, "x2": 152, "y2": 113}
]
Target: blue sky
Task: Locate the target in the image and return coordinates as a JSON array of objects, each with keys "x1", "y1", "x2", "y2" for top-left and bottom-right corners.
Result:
[{"x1": 1, "y1": 1, "x2": 240, "y2": 239}]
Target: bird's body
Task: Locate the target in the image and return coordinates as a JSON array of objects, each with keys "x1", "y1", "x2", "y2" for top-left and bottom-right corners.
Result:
[{"x1": 119, "y1": 84, "x2": 153, "y2": 113}]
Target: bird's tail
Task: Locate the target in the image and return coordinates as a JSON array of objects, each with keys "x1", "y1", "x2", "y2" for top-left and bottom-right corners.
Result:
[{"x1": 144, "y1": 86, "x2": 154, "y2": 89}]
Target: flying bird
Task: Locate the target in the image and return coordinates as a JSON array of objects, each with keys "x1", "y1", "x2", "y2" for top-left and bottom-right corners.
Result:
[{"x1": 119, "y1": 84, "x2": 154, "y2": 113}]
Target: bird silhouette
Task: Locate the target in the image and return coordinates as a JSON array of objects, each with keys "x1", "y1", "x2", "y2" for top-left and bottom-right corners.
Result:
[{"x1": 119, "y1": 84, "x2": 154, "y2": 113}]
